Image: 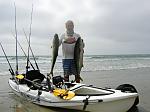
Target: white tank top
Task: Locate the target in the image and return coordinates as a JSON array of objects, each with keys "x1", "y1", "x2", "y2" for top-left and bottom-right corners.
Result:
[{"x1": 59, "y1": 33, "x2": 80, "y2": 59}]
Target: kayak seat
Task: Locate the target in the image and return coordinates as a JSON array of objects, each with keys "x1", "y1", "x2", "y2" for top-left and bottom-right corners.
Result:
[{"x1": 26, "y1": 70, "x2": 45, "y2": 89}]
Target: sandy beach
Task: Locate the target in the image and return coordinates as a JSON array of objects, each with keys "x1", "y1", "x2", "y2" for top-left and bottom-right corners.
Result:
[
  {"x1": 0, "y1": 68, "x2": 150, "y2": 112},
  {"x1": 1, "y1": 0, "x2": 150, "y2": 111}
]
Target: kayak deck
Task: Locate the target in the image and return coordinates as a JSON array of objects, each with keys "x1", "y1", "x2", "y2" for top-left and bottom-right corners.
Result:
[{"x1": 8, "y1": 78, "x2": 139, "y2": 112}]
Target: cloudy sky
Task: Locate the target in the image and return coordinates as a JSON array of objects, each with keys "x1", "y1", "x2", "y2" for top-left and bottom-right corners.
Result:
[{"x1": 0, "y1": 0, "x2": 150, "y2": 56}]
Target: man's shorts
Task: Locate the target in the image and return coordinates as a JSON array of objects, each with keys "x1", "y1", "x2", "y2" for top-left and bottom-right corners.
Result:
[{"x1": 62, "y1": 59, "x2": 77, "y2": 76}]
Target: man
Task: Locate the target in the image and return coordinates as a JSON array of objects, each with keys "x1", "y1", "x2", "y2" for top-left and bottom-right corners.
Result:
[{"x1": 59, "y1": 20, "x2": 84, "y2": 83}]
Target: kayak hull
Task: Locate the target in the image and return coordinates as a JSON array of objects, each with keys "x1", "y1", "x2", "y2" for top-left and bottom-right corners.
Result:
[{"x1": 8, "y1": 79, "x2": 138, "y2": 112}]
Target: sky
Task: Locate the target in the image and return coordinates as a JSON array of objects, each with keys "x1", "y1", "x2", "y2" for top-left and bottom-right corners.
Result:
[{"x1": 0, "y1": 0, "x2": 150, "y2": 56}]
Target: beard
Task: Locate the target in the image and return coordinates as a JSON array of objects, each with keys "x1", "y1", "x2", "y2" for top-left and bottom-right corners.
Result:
[{"x1": 66, "y1": 29, "x2": 74, "y2": 36}]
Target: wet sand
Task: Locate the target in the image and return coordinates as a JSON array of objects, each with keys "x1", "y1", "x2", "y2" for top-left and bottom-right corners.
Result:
[{"x1": 0, "y1": 68, "x2": 150, "y2": 112}]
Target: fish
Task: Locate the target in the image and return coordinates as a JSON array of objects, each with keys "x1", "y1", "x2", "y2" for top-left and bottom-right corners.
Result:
[
  {"x1": 50, "y1": 34, "x2": 59, "y2": 76},
  {"x1": 74, "y1": 37, "x2": 84, "y2": 80}
]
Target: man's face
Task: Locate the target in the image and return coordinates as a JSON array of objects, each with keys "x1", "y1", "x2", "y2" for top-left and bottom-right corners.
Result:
[{"x1": 66, "y1": 22, "x2": 74, "y2": 31}]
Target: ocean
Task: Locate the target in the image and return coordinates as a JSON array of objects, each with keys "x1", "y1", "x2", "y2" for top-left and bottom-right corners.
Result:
[
  {"x1": 0, "y1": 54, "x2": 150, "y2": 112},
  {"x1": 1, "y1": 54, "x2": 150, "y2": 76}
]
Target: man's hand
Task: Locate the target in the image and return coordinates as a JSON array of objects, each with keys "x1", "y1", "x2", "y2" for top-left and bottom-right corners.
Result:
[{"x1": 64, "y1": 37, "x2": 76, "y2": 44}]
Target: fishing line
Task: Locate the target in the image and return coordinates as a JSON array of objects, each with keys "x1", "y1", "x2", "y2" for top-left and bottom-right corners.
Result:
[
  {"x1": 11, "y1": 32, "x2": 35, "y2": 70},
  {"x1": 0, "y1": 43, "x2": 15, "y2": 75},
  {"x1": 23, "y1": 29, "x2": 39, "y2": 71}
]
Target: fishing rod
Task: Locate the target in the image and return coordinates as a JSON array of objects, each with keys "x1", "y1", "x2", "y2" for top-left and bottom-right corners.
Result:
[
  {"x1": 14, "y1": 3, "x2": 18, "y2": 75},
  {"x1": 23, "y1": 29, "x2": 39, "y2": 71},
  {"x1": 11, "y1": 33, "x2": 35, "y2": 70},
  {"x1": 26, "y1": 4, "x2": 33, "y2": 72},
  {"x1": 0, "y1": 43, "x2": 15, "y2": 76}
]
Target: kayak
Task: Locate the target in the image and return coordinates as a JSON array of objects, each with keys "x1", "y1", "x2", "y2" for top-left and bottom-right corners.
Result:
[
  {"x1": 8, "y1": 76, "x2": 139, "y2": 112},
  {"x1": 1, "y1": 28, "x2": 139, "y2": 112}
]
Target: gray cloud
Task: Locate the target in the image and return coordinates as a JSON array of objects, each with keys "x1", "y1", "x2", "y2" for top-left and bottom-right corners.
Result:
[{"x1": 1, "y1": 0, "x2": 150, "y2": 55}]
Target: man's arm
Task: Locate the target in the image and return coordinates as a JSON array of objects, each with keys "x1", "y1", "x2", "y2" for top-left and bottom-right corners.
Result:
[{"x1": 59, "y1": 34, "x2": 64, "y2": 46}]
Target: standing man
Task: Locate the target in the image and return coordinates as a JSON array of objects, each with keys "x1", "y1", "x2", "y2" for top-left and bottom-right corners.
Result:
[{"x1": 59, "y1": 20, "x2": 84, "y2": 83}]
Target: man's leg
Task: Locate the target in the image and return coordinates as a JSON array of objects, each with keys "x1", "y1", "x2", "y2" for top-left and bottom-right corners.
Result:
[
  {"x1": 63, "y1": 59, "x2": 70, "y2": 82},
  {"x1": 70, "y1": 59, "x2": 81, "y2": 83},
  {"x1": 75, "y1": 75, "x2": 80, "y2": 83},
  {"x1": 64, "y1": 73, "x2": 69, "y2": 82}
]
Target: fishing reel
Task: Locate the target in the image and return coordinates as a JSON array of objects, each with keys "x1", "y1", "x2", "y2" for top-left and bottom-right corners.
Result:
[{"x1": 52, "y1": 76, "x2": 64, "y2": 88}]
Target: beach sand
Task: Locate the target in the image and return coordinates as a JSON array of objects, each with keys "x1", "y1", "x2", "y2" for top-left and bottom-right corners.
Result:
[{"x1": 0, "y1": 68, "x2": 150, "y2": 112}]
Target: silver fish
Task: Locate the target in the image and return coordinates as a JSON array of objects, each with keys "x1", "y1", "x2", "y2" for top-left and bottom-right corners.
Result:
[
  {"x1": 50, "y1": 34, "x2": 59, "y2": 76},
  {"x1": 74, "y1": 37, "x2": 84, "y2": 80}
]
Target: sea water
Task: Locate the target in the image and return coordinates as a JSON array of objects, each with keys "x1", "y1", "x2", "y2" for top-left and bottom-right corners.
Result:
[
  {"x1": 0, "y1": 54, "x2": 150, "y2": 112},
  {"x1": 0, "y1": 54, "x2": 150, "y2": 76}
]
